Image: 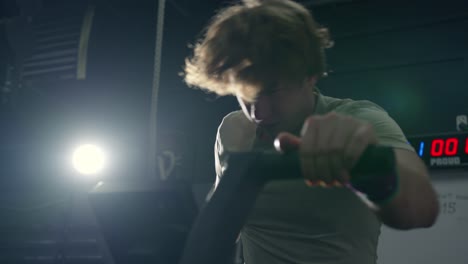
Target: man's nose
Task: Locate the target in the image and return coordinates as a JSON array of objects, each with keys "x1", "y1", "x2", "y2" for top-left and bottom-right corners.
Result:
[{"x1": 250, "y1": 95, "x2": 274, "y2": 123}]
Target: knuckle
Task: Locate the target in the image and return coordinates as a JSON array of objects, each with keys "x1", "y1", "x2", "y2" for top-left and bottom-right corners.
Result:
[
  {"x1": 354, "y1": 132, "x2": 368, "y2": 145},
  {"x1": 356, "y1": 126, "x2": 375, "y2": 144},
  {"x1": 355, "y1": 125, "x2": 372, "y2": 140},
  {"x1": 305, "y1": 115, "x2": 316, "y2": 124},
  {"x1": 302, "y1": 117, "x2": 316, "y2": 135},
  {"x1": 360, "y1": 122, "x2": 373, "y2": 131}
]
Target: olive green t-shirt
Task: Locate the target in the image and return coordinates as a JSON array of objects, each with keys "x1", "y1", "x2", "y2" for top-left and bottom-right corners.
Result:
[{"x1": 214, "y1": 90, "x2": 414, "y2": 264}]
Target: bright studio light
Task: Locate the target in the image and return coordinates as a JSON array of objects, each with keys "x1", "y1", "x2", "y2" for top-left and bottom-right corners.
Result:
[{"x1": 72, "y1": 144, "x2": 106, "y2": 175}]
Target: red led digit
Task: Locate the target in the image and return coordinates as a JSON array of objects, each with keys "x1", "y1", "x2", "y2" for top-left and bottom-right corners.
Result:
[
  {"x1": 465, "y1": 138, "x2": 468, "y2": 154},
  {"x1": 444, "y1": 138, "x2": 458, "y2": 156},
  {"x1": 431, "y1": 139, "x2": 444, "y2": 157}
]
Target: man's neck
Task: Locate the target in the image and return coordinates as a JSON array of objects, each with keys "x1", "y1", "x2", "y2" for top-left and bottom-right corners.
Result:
[{"x1": 253, "y1": 89, "x2": 318, "y2": 150}]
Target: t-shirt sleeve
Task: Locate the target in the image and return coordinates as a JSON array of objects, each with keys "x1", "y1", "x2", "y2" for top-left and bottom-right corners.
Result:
[
  {"x1": 213, "y1": 111, "x2": 253, "y2": 189},
  {"x1": 339, "y1": 101, "x2": 415, "y2": 152},
  {"x1": 213, "y1": 111, "x2": 257, "y2": 188},
  {"x1": 206, "y1": 122, "x2": 226, "y2": 201},
  {"x1": 208, "y1": 117, "x2": 229, "y2": 200},
  {"x1": 214, "y1": 128, "x2": 224, "y2": 188}
]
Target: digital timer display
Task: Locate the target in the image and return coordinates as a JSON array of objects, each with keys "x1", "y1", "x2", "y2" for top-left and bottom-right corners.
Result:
[{"x1": 407, "y1": 132, "x2": 468, "y2": 169}]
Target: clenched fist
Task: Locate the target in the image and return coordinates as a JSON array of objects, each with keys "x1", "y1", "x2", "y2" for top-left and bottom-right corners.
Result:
[{"x1": 274, "y1": 112, "x2": 378, "y2": 187}]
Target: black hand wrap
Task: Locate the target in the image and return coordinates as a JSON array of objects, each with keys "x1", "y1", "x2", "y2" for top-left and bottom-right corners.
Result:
[{"x1": 349, "y1": 146, "x2": 398, "y2": 204}]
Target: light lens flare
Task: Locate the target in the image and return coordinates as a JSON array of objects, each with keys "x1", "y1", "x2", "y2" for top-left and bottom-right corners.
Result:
[{"x1": 72, "y1": 144, "x2": 106, "y2": 175}]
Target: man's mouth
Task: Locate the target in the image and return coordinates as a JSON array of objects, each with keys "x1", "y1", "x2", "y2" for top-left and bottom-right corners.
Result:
[{"x1": 257, "y1": 123, "x2": 281, "y2": 140}]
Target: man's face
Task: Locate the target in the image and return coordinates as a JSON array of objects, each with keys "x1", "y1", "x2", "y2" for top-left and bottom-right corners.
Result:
[{"x1": 237, "y1": 77, "x2": 317, "y2": 139}]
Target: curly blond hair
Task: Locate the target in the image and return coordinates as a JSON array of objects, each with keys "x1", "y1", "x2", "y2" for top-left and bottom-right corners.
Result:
[{"x1": 183, "y1": 0, "x2": 333, "y2": 102}]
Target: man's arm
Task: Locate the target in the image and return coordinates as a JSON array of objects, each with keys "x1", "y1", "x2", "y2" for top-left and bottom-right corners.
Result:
[
  {"x1": 376, "y1": 148, "x2": 439, "y2": 229},
  {"x1": 349, "y1": 104, "x2": 439, "y2": 229}
]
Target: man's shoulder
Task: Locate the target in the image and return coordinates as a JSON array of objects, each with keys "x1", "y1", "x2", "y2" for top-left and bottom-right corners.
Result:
[
  {"x1": 218, "y1": 110, "x2": 252, "y2": 133},
  {"x1": 321, "y1": 94, "x2": 386, "y2": 115},
  {"x1": 220, "y1": 110, "x2": 249, "y2": 125},
  {"x1": 322, "y1": 94, "x2": 415, "y2": 151},
  {"x1": 216, "y1": 110, "x2": 256, "y2": 152}
]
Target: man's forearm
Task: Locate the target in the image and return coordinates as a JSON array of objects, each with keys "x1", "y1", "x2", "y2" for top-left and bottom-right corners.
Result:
[{"x1": 374, "y1": 149, "x2": 439, "y2": 230}]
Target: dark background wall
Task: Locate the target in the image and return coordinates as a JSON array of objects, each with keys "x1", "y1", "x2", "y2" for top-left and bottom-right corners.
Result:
[{"x1": 315, "y1": 0, "x2": 468, "y2": 135}]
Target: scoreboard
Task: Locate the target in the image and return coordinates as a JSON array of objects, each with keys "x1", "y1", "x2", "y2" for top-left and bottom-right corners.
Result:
[{"x1": 408, "y1": 132, "x2": 468, "y2": 169}]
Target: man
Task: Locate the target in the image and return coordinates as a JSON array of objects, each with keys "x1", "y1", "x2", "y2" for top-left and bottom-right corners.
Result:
[{"x1": 183, "y1": 0, "x2": 439, "y2": 263}]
